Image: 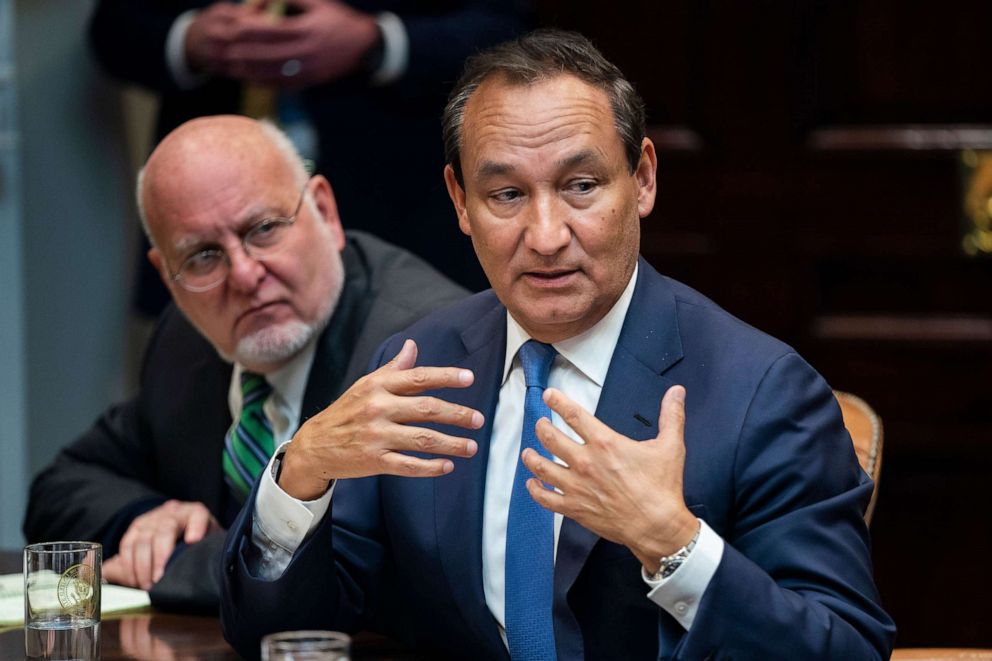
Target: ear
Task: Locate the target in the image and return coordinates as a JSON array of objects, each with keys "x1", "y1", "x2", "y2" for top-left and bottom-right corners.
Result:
[
  {"x1": 310, "y1": 175, "x2": 346, "y2": 251},
  {"x1": 635, "y1": 138, "x2": 658, "y2": 219},
  {"x1": 147, "y1": 247, "x2": 173, "y2": 290},
  {"x1": 444, "y1": 164, "x2": 472, "y2": 237}
]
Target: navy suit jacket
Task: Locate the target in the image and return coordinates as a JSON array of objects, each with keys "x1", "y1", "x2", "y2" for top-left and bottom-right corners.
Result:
[{"x1": 221, "y1": 258, "x2": 895, "y2": 660}]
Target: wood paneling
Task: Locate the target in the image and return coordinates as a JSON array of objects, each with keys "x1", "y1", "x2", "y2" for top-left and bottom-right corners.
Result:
[{"x1": 539, "y1": 0, "x2": 992, "y2": 647}]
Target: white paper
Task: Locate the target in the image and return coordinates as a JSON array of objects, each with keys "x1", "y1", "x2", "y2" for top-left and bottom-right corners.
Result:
[{"x1": 0, "y1": 572, "x2": 151, "y2": 626}]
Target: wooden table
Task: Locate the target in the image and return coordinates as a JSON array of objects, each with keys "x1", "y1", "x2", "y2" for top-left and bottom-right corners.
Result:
[
  {"x1": 1, "y1": 550, "x2": 417, "y2": 660},
  {"x1": 7, "y1": 550, "x2": 990, "y2": 659}
]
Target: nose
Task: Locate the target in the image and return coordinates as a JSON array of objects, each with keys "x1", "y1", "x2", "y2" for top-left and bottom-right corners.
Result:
[
  {"x1": 523, "y1": 195, "x2": 571, "y2": 256},
  {"x1": 226, "y1": 246, "x2": 266, "y2": 294}
]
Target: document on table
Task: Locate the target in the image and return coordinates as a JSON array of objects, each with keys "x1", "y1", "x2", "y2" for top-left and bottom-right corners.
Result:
[{"x1": 0, "y1": 572, "x2": 151, "y2": 626}]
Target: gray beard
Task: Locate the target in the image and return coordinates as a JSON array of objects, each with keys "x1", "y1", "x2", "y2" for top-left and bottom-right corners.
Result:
[
  {"x1": 233, "y1": 318, "x2": 323, "y2": 367},
  {"x1": 222, "y1": 258, "x2": 343, "y2": 370}
]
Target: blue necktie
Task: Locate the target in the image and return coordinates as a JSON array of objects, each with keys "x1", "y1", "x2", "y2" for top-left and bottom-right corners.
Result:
[{"x1": 505, "y1": 340, "x2": 558, "y2": 661}]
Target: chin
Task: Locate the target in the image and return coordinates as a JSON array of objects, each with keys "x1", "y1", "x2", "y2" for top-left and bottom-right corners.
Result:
[{"x1": 233, "y1": 319, "x2": 319, "y2": 369}]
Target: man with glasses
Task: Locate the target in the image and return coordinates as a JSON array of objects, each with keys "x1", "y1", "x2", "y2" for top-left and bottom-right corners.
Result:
[{"x1": 23, "y1": 115, "x2": 468, "y2": 612}]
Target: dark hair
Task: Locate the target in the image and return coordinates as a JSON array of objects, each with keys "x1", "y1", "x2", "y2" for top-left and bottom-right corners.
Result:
[{"x1": 442, "y1": 28, "x2": 646, "y2": 185}]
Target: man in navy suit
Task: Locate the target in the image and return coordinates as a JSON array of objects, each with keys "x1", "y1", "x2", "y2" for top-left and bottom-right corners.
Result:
[{"x1": 221, "y1": 30, "x2": 895, "y2": 659}]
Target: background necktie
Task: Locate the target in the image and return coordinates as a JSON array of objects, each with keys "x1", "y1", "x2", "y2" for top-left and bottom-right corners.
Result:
[
  {"x1": 505, "y1": 340, "x2": 559, "y2": 661},
  {"x1": 223, "y1": 372, "x2": 275, "y2": 501}
]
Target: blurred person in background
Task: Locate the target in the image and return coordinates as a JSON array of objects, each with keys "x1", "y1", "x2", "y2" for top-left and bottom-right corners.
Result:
[{"x1": 89, "y1": 0, "x2": 532, "y2": 315}]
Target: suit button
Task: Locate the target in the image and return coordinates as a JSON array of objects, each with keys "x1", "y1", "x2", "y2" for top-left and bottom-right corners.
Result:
[{"x1": 227, "y1": 563, "x2": 235, "y2": 575}]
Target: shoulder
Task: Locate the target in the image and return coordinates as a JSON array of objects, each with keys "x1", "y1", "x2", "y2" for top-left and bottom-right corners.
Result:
[
  {"x1": 631, "y1": 263, "x2": 816, "y2": 416},
  {"x1": 638, "y1": 263, "x2": 796, "y2": 368},
  {"x1": 346, "y1": 231, "x2": 468, "y2": 324},
  {"x1": 141, "y1": 304, "x2": 218, "y2": 377},
  {"x1": 372, "y1": 289, "x2": 504, "y2": 367}
]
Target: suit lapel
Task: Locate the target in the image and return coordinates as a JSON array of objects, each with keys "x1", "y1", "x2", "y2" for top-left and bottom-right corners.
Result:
[
  {"x1": 554, "y1": 261, "x2": 685, "y2": 647},
  {"x1": 434, "y1": 301, "x2": 510, "y2": 658}
]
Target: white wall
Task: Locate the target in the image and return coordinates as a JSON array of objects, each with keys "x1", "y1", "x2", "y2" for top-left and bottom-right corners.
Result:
[
  {"x1": 0, "y1": 0, "x2": 137, "y2": 548},
  {"x1": 0, "y1": 0, "x2": 28, "y2": 548}
]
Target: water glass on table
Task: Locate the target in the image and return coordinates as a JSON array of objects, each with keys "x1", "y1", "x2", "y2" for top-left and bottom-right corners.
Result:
[
  {"x1": 262, "y1": 630, "x2": 351, "y2": 660},
  {"x1": 23, "y1": 541, "x2": 101, "y2": 660}
]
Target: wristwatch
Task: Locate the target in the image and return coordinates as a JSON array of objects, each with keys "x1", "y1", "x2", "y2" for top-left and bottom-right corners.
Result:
[{"x1": 650, "y1": 522, "x2": 701, "y2": 581}]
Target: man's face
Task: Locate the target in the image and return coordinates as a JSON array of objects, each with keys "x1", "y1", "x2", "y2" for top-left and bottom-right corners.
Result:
[
  {"x1": 145, "y1": 131, "x2": 345, "y2": 373},
  {"x1": 445, "y1": 74, "x2": 656, "y2": 343}
]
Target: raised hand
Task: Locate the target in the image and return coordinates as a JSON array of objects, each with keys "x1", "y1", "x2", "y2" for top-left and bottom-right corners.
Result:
[
  {"x1": 278, "y1": 339, "x2": 483, "y2": 500},
  {"x1": 522, "y1": 385, "x2": 698, "y2": 572}
]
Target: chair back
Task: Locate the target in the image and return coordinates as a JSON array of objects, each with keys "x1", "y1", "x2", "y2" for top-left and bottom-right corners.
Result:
[{"x1": 834, "y1": 391, "x2": 883, "y2": 525}]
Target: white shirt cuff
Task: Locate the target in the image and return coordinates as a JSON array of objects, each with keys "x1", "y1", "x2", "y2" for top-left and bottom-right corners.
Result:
[
  {"x1": 369, "y1": 11, "x2": 408, "y2": 86},
  {"x1": 252, "y1": 441, "x2": 334, "y2": 572},
  {"x1": 165, "y1": 10, "x2": 209, "y2": 90},
  {"x1": 642, "y1": 519, "x2": 724, "y2": 630}
]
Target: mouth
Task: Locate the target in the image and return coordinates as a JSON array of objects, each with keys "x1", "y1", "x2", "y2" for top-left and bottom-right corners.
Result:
[
  {"x1": 235, "y1": 301, "x2": 285, "y2": 326},
  {"x1": 521, "y1": 269, "x2": 580, "y2": 287}
]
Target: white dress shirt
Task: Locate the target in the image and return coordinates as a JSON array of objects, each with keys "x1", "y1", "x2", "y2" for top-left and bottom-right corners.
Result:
[{"x1": 252, "y1": 264, "x2": 725, "y2": 632}]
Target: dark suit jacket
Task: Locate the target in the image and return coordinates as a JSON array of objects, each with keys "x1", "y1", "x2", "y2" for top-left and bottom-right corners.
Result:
[
  {"x1": 88, "y1": 0, "x2": 532, "y2": 300},
  {"x1": 220, "y1": 258, "x2": 896, "y2": 659},
  {"x1": 23, "y1": 232, "x2": 466, "y2": 612}
]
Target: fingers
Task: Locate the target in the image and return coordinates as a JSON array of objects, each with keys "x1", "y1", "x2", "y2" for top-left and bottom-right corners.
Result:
[
  {"x1": 657, "y1": 385, "x2": 686, "y2": 444},
  {"x1": 379, "y1": 453, "x2": 456, "y2": 478},
  {"x1": 521, "y1": 446, "x2": 571, "y2": 490},
  {"x1": 183, "y1": 505, "x2": 216, "y2": 544},
  {"x1": 543, "y1": 388, "x2": 613, "y2": 447},
  {"x1": 124, "y1": 524, "x2": 175, "y2": 591},
  {"x1": 388, "y1": 365, "x2": 476, "y2": 396},
  {"x1": 525, "y1": 476, "x2": 567, "y2": 514},
  {"x1": 115, "y1": 500, "x2": 216, "y2": 590},
  {"x1": 386, "y1": 338, "x2": 418, "y2": 372},
  {"x1": 534, "y1": 416, "x2": 580, "y2": 466},
  {"x1": 102, "y1": 555, "x2": 132, "y2": 587},
  {"x1": 398, "y1": 426, "x2": 479, "y2": 459},
  {"x1": 393, "y1": 395, "x2": 484, "y2": 430},
  {"x1": 151, "y1": 533, "x2": 177, "y2": 586}
]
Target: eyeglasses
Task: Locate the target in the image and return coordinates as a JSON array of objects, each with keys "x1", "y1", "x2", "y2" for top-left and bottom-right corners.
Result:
[{"x1": 170, "y1": 181, "x2": 310, "y2": 293}]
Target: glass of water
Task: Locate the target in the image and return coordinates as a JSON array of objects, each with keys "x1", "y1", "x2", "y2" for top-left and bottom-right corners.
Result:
[
  {"x1": 261, "y1": 630, "x2": 351, "y2": 660},
  {"x1": 23, "y1": 541, "x2": 101, "y2": 661}
]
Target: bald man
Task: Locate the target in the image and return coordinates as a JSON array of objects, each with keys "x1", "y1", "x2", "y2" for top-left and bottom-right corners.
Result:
[{"x1": 23, "y1": 115, "x2": 468, "y2": 612}]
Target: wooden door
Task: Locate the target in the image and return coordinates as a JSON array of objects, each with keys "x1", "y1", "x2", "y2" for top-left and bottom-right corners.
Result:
[{"x1": 539, "y1": 0, "x2": 992, "y2": 646}]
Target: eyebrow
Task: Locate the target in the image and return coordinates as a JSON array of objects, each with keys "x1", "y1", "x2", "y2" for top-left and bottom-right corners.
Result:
[
  {"x1": 169, "y1": 202, "x2": 279, "y2": 257},
  {"x1": 476, "y1": 160, "x2": 513, "y2": 179},
  {"x1": 558, "y1": 149, "x2": 599, "y2": 169},
  {"x1": 474, "y1": 149, "x2": 603, "y2": 181}
]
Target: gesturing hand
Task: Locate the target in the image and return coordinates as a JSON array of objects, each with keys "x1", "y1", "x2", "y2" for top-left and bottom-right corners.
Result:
[
  {"x1": 103, "y1": 500, "x2": 221, "y2": 591},
  {"x1": 521, "y1": 385, "x2": 698, "y2": 572},
  {"x1": 279, "y1": 339, "x2": 484, "y2": 500}
]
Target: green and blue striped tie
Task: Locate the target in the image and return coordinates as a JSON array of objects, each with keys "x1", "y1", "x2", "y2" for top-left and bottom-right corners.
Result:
[{"x1": 223, "y1": 372, "x2": 275, "y2": 501}]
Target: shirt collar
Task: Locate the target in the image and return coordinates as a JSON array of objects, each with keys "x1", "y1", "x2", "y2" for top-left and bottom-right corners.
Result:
[
  {"x1": 229, "y1": 337, "x2": 319, "y2": 421},
  {"x1": 501, "y1": 263, "x2": 639, "y2": 386}
]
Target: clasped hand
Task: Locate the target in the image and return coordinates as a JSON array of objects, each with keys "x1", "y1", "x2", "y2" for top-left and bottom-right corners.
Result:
[
  {"x1": 279, "y1": 339, "x2": 483, "y2": 500},
  {"x1": 186, "y1": 0, "x2": 379, "y2": 87},
  {"x1": 521, "y1": 385, "x2": 698, "y2": 571}
]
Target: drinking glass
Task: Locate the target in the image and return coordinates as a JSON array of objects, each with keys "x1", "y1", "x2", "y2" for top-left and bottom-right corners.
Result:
[
  {"x1": 23, "y1": 541, "x2": 101, "y2": 660},
  {"x1": 261, "y1": 630, "x2": 351, "y2": 660}
]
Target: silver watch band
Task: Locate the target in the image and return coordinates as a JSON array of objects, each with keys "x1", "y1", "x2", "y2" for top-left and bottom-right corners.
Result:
[{"x1": 652, "y1": 520, "x2": 701, "y2": 580}]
